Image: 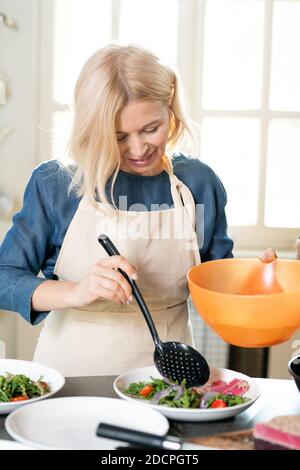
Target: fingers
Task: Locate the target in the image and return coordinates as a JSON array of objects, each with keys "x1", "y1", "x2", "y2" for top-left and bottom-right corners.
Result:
[
  {"x1": 74, "y1": 256, "x2": 138, "y2": 307},
  {"x1": 259, "y1": 248, "x2": 277, "y2": 263},
  {"x1": 92, "y1": 264, "x2": 133, "y2": 304},
  {"x1": 92, "y1": 256, "x2": 138, "y2": 305},
  {"x1": 97, "y1": 256, "x2": 138, "y2": 280},
  {"x1": 96, "y1": 284, "x2": 126, "y2": 305}
]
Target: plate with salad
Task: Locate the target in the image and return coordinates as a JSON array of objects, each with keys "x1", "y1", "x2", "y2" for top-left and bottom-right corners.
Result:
[
  {"x1": 113, "y1": 365, "x2": 261, "y2": 421},
  {"x1": 0, "y1": 359, "x2": 65, "y2": 414}
]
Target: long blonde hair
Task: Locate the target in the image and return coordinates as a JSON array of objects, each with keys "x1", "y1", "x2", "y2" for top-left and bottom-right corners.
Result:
[{"x1": 68, "y1": 44, "x2": 193, "y2": 207}]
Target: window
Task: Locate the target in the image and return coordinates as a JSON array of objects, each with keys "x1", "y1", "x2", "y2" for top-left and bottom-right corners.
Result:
[{"x1": 39, "y1": 0, "x2": 300, "y2": 252}]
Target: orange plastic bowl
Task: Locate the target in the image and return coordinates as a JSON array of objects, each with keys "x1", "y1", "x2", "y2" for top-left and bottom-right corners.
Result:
[{"x1": 187, "y1": 258, "x2": 300, "y2": 348}]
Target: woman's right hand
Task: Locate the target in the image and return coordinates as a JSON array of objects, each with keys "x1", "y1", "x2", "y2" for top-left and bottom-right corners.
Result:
[{"x1": 69, "y1": 256, "x2": 138, "y2": 307}]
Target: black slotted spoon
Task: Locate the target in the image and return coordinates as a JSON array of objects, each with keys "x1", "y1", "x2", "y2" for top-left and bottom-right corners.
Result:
[{"x1": 98, "y1": 234, "x2": 210, "y2": 387}]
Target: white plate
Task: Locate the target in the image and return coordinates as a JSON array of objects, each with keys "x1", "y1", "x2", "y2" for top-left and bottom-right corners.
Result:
[
  {"x1": 113, "y1": 365, "x2": 261, "y2": 422},
  {"x1": 0, "y1": 359, "x2": 65, "y2": 414},
  {"x1": 5, "y1": 396, "x2": 169, "y2": 450},
  {"x1": 0, "y1": 439, "x2": 36, "y2": 450}
]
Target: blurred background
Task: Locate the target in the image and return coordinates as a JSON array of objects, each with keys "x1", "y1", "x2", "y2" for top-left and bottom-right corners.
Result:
[{"x1": 0, "y1": 0, "x2": 299, "y2": 378}]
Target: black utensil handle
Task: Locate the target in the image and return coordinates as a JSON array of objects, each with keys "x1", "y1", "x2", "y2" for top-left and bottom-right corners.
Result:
[
  {"x1": 96, "y1": 423, "x2": 181, "y2": 450},
  {"x1": 98, "y1": 235, "x2": 134, "y2": 287},
  {"x1": 98, "y1": 234, "x2": 160, "y2": 346}
]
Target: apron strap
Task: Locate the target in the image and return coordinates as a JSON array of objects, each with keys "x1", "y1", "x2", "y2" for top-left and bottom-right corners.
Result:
[{"x1": 170, "y1": 174, "x2": 196, "y2": 225}]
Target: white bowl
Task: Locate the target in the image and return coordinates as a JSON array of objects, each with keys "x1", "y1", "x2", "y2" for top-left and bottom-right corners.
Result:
[
  {"x1": 0, "y1": 359, "x2": 65, "y2": 414},
  {"x1": 0, "y1": 439, "x2": 36, "y2": 450},
  {"x1": 5, "y1": 396, "x2": 169, "y2": 450},
  {"x1": 114, "y1": 365, "x2": 261, "y2": 422}
]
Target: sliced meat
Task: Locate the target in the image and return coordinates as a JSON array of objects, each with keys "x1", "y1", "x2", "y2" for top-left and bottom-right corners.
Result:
[{"x1": 253, "y1": 416, "x2": 300, "y2": 450}]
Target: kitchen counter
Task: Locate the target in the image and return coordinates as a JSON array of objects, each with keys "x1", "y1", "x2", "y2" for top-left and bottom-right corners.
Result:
[{"x1": 0, "y1": 375, "x2": 299, "y2": 443}]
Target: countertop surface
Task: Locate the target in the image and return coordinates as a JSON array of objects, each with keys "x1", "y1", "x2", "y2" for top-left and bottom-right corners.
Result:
[{"x1": 1, "y1": 374, "x2": 300, "y2": 443}]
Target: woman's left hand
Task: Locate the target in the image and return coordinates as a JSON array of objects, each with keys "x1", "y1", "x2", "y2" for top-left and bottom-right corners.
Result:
[{"x1": 259, "y1": 248, "x2": 277, "y2": 263}]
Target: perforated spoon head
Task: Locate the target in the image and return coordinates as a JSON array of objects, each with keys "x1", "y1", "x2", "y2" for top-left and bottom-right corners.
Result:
[{"x1": 154, "y1": 341, "x2": 210, "y2": 387}]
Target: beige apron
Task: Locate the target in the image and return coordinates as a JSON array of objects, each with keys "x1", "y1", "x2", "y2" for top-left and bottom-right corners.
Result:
[{"x1": 33, "y1": 168, "x2": 201, "y2": 376}]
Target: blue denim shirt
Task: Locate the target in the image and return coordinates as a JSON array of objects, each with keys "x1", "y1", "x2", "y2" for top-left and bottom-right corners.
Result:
[{"x1": 0, "y1": 153, "x2": 233, "y2": 325}]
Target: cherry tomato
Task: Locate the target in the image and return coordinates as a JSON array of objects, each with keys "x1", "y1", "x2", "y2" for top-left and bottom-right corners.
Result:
[
  {"x1": 139, "y1": 385, "x2": 154, "y2": 396},
  {"x1": 210, "y1": 399, "x2": 227, "y2": 408},
  {"x1": 10, "y1": 396, "x2": 28, "y2": 402}
]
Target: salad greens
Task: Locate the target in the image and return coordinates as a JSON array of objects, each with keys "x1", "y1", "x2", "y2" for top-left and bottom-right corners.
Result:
[
  {"x1": 0, "y1": 372, "x2": 50, "y2": 403},
  {"x1": 125, "y1": 378, "x2": 200, "y2": 408},
  {"x1": 124, "y1": 377, "x2": 250, "y2": 409}
]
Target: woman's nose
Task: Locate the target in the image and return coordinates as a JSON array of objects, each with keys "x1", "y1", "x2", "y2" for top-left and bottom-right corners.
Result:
[{"x1": 128, "y1": 135, "x2": 147, "y2": 157}]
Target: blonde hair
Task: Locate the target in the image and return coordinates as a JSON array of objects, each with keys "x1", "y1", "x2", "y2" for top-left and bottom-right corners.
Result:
[{"x1": 68, "y1": 44, "x2": 194, "y2": 207}]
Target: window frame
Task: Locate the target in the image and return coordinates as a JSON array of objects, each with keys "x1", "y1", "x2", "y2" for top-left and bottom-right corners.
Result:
[
  {"x1": 177, "y1": 0, "x2": 299, "y2": 251},
  {"x1": 37, "y1": 0, "x2": 300, "y2": 253}
]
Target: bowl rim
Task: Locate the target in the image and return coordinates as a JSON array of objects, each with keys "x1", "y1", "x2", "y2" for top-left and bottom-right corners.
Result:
[
  {"x1": 287, "y1": 355, "x2": 300, "y2": 380},
  {"x1": 189, "y1": 258, "x2": 299, "y2": 266},
  {"x1": 187, "y1": 259, "x2": 300, "y2": 298}
]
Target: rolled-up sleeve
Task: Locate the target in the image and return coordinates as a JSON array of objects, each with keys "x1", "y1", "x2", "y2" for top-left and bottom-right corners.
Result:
[{"x1": 0, "y1": 166, "x2": 55, "y2": 325}]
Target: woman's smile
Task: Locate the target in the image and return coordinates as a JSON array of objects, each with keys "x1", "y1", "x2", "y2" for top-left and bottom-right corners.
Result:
[{"x1": 125, "y1": 150, "x2": 157, "y2": 168}]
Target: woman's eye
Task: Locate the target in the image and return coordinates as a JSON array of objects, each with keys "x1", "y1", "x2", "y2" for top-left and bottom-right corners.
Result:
[
  {"x1": 144, "y1": 126, "x2": 159, "y2": 134},
  {"x1": 117, "y1": 126, "x2": 159, "y2": 142}
]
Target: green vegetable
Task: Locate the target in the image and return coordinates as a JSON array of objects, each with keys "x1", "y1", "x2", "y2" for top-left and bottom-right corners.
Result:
[
  {"x1": 125, "y1": 377, "x2": 169, "y2": 399},
  {"x1": 124, "y1": 378, "x2": 250, "y2": 410},
  {"x1": 207, "y1": 393, "x2": 250, "y2": 408},
  {"x1": 124, "y1": 377, "x2": 202, "y2": 409},
  {"x1": 0, "y1": 372, "x2": 50, "y2": 403}
]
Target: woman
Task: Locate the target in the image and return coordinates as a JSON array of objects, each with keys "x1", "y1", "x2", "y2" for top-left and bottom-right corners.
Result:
[{"x1": 0, "y1": 45, "x2": 233, "y2": 376}]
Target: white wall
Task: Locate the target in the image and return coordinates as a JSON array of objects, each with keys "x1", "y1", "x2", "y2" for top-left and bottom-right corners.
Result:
[{"x1": 0, "y1": 0, "x2": 43, "y2": 360}]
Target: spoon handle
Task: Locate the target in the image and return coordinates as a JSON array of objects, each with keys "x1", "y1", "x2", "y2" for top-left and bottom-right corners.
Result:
[
  {"x1": 98, "y1": 234, "x2": 161, "y2": 346},
  {"x1": 96, "y1": 422, "x2": 182, "y2": 450}
]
